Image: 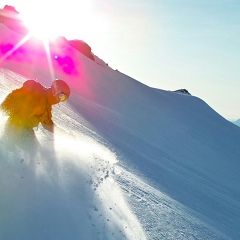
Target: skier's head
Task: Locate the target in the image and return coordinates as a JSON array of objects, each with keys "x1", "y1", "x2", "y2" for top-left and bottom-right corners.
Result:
[{"x1": 51, "y1": 79, "x2": 71, "y2": 103}]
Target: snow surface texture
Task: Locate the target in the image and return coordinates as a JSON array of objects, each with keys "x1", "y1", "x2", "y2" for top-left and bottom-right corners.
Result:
[{"x1": 1, "y1": 24, "x2": 240, "y2": 239}]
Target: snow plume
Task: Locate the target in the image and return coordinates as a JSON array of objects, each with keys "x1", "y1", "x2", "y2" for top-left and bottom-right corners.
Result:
[{"x1": 0, "y1": 114, "x2": 146, "y2": 240}]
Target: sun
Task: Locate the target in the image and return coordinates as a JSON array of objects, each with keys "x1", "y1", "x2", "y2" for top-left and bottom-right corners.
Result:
[
  {"x1": 17, "y1": 1, "x2": 95, "y2": 42},
  {"x1": 19, "y1": 4, "x2": 64, "y2": 41},
  {"x1": 22, "y1": 17, "x2": 59, "y2": 41}
]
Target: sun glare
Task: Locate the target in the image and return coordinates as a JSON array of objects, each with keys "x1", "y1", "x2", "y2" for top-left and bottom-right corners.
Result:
[
  {"x1": 20, "y1": 9, "x2": 62, "y2": 41},
  {"x1": 17, "y1": 1, "x2": 95, "y2": 42}
]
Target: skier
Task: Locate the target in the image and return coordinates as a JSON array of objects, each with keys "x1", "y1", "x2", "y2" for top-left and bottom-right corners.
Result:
[{"x1": 0, "y1": 79, "x2": 71, "y2": 133}]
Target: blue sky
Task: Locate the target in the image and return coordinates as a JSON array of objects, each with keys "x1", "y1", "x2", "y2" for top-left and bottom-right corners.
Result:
[{"x1": 1, "y1": 0, "x2": 240, "y2": 120}]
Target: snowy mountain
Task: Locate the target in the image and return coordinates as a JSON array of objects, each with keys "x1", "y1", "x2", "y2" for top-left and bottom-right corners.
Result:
[{"x1": 1, "y1": 22, "x2": 240, "y2": 240}]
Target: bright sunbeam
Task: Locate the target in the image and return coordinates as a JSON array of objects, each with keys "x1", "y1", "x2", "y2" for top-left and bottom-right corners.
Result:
[
  {"x1": 43, "y1": 40, "x2": 56, "y2": 80},
  {"x1": 0, "y1": 34, "x2": 31, "y2": 64},
  {"x1": 0, "y1": 4, "x2": 56, "y2": 81}
]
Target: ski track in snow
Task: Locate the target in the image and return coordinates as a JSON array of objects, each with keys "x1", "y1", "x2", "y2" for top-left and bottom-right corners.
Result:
[{"x1": 115, "y1": 167, "x2": 231, "y2": 240}]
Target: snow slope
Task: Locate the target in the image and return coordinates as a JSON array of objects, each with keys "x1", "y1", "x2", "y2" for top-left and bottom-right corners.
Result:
[{"x1": 1, "y1": 24, "x2": 240, "y2": 239}]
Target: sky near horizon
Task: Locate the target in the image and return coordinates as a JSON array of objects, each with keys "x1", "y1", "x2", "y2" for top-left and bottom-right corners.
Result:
[{"x1": 1, "y1": 0, "x2": 240, "y2": 120}]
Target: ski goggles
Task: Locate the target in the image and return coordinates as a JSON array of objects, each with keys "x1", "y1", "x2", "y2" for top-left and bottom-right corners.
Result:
[
  {"x1": 58, "y1": 93, "x2": 68, "y2": 102},
  {"x1": 53, "y1": 87, "x2": 68, "y2": 102}
]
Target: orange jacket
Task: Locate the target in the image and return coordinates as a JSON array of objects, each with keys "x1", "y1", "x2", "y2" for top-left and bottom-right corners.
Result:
[{"x1": 1, "y1": 80, "x2": 54, "y2": 129}]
